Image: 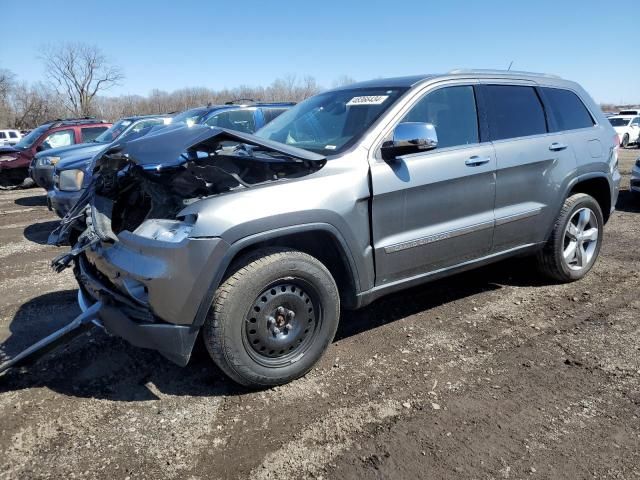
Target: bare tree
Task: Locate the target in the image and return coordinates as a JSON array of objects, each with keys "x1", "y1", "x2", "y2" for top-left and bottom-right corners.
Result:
[
  {"x1": 332, "y1": 75, "x2": 356, "y2": 88},
  {"x1": 0, "y1": 69, "x2": 16, "y2": 127},
  {"x1": 10, "y1": 82, "x2": 65, "y2": 129},
  {"x1": 42, "y1": 42, "x2": 124, "y2": 117}
]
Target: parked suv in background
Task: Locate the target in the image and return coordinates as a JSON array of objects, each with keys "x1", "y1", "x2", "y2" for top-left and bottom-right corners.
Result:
[
  {"x1": 0, "y1": 129, "x2": 22, "y2": 146},
  {"x1": 608, "y1": 114, "x2": 640, "y2": 148},
  {"x1": 171, "y1": 101, "x2": 295, "y2": 130},
  {"x1": 31, "y1": 114, "x2": 171, "y2": 191},
  {"x1": 47, "y1": 104, "x2": 292, "y2": 217},
  {"x1": 50, "y1": 71, "x2": 620, "y2": 388},
  {"x1": 0, "y1": 118, "x2": 110, "y2": 185}
]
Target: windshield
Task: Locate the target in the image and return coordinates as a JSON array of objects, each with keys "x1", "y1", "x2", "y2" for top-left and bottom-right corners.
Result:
[
  {"x1": 13, "y1": 125, "x2": 49, "y2": 150},
  {"x1": 609, "y1": 117, "x2": 631, "y2": 127},
  {"x1": 93, "y1": 119, "x2": 133, "y2": 143},
  {"x1": 171, "y1": 107, "x2": 208, "y2": 126},
  {"x1": 254, "y1": 87, "x2": 408, "y2": 154}
]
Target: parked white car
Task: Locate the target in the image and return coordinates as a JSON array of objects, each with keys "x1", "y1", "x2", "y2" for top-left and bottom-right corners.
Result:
[
  {"x1": 608, "y1": 115, "x2": 640, "y2": 148},
  {"x1": 0, "y1": 129, "x2": 22, "y2": 147}
]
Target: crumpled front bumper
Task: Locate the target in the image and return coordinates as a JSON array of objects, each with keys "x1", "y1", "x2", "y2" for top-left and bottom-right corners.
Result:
[
  {"x1": 31, "y1": 164, "x2": 55, "y2": 189},
  {"x1": 77, "y1": 231, "x2": 230, "y2": 364},
  {"x1": 48, "y1": 188, "x2": 84, "y2": 218}
]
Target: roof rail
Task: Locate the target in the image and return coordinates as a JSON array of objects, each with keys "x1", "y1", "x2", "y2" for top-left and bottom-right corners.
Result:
[
  {"x1": 448, "y1": 69, "x2": 562, "y2": 79},
  {"x1": 48, "y1": 117, "x2": 109, "y2": 128},
  {"x1": 225, "y1": 98, "x2": 258, "y2": 105}
]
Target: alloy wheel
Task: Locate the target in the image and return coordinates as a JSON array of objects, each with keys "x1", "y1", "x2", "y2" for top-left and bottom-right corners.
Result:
[{"x1": 562, "y1": 207, "x2": 599, "y2": 271}]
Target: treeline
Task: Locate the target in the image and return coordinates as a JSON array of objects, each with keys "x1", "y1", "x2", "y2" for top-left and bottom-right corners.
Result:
[{"x1": 0, "y1": 73, "x2": 342, "y2": 129}]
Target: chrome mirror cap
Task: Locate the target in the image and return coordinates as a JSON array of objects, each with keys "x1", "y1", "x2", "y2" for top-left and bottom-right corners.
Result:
[{"x1": 381, "y1": 122, "x2": 438, "y2": 161}]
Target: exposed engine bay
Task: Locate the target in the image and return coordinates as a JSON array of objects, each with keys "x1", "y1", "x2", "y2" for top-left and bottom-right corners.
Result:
[{"x1": 47, "y1": 125, "x2": 326, "y2": 267}]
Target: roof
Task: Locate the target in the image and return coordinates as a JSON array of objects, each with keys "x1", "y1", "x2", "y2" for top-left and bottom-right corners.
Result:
[{"x1": 330, "y1": 69, "x2": 572, "y2": 92}]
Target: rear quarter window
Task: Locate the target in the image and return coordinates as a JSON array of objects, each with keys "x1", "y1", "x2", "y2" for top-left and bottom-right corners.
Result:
[
  {"x1": 262, "y1": 108, "x2": 288, "y2": 124},
  {"x1": 81, "y1": 126, "x2": 109, "y2": 143},
  {"x1": 542, "y1": 88, "x2": 594, "y2": 131},
  {"x1": 483, "y1": 85, "x2": 547, "y2": 141}
]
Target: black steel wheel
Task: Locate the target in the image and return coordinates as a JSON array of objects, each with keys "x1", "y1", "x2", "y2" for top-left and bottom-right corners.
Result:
[{"x1": 203, "y1": 248, "x2": 340, "y2": 388}]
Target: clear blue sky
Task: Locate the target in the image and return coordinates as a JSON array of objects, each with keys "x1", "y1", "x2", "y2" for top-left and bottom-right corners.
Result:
[{"x1": 2, "y1": 0, "x2": 638, "y2": 104}]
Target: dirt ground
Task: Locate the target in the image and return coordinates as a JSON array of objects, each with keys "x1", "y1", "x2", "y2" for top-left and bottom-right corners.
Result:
[{"x1": 0, "y1": 150, "x2": 639, "y2": 480}]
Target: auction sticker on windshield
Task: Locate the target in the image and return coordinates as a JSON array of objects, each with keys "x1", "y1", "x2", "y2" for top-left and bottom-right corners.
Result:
[{"x1": 346, "y1": 95, "x2": 389, "y2": 106}]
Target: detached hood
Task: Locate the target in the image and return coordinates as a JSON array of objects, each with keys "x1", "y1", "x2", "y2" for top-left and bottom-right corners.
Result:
[{"x1": 107, "y1": 125, "x2": 325, "y2": 167}]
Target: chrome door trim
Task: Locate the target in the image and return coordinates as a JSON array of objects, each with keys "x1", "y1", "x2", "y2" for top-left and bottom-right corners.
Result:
[
  {"x1": 494, "y1": 207, "x2": 542, "y2": 226},
  {"x1": 384, "y1": 220, "x2": 494, "y2": 253}
]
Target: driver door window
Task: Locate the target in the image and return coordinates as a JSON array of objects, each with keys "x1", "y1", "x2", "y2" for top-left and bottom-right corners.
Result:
[
  {"x1": 401, "y1": 86, "x2": 480, "y2": 149},
  {"x1": 42, "y1": 129, "x2": 74, "y2": 150}
]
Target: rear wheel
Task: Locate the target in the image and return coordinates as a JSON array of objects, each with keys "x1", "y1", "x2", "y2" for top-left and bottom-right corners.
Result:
[
  {"x1": 203, "y1": 248, "x2": 340, "y2": 388},
  {"x1": 621, "y1": 134, "x2": 629, "y2": 148},
  {"x1": 536, "y1": 193, "x2": 603, "y2": 282}
]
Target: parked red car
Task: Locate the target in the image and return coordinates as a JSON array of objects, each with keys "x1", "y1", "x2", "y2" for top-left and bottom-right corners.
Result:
[{"x1": 0, "y1": 118, "x2": 111, "y2": 186}]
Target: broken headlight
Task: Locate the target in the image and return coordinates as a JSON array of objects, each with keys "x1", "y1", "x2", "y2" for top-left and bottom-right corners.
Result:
[
  {"x1": 133, "y1": 219, "x2": 194, "y2": 243},
  {"x1": 58, "y1": 169, "x2": 85, "y2": 191}
]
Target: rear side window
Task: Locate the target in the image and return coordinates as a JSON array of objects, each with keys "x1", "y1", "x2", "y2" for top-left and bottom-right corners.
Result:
[
  {"x1": 262, "y1": 108, "x2": 288, "y2": 124},
  {"x1": 205, "y1": 109, "x2": 256, "y2": 133},
  {"x1": 484, "y1": 85, "x2": 547, "y2": 141},
  {"x1": 0, "y1": 132, "x2": 6, "y2": 139},
  {"x1": 402, "y1": 85, "x2": 479, "y2": 149},
  {"x1": 81, "y1": 126, "x2": 109, "y2": 143},
  {"x1": 542, "y1": 88, "x2": 594, "y2": 131}
]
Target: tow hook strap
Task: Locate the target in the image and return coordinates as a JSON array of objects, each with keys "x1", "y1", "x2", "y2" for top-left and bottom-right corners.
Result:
[
  {"x1": 51, "y1": 232, "x2": 100, "y2": 273},
  {"x1": 0, "y1": 301, "x2": 103, "y2": 375}
]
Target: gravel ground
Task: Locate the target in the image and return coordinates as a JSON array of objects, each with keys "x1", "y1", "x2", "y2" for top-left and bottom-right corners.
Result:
[{"x1": 0, "y1": 150, "x2": 639, "y2": 480}]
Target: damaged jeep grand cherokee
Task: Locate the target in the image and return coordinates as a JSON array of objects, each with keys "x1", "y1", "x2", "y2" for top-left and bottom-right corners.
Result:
[{"x1": 48, "y1": 71, "x2": 620, "y2": 387}]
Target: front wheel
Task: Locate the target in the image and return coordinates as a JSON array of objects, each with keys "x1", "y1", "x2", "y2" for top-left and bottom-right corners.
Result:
[
  {"x1": 536, "y1": 193, "x2": 603, "y2": 282},
  {"x1": 203, "y1": 248, "x2": 340, "y2": 388}
]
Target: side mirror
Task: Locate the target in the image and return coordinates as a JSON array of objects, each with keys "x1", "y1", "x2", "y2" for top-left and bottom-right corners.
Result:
[
  {"x1": 381, "y1": 122, "x2": 438, "y2": 161},
  {"x1": 35, "y1": 144, "x2": 44, "y2": 152}
]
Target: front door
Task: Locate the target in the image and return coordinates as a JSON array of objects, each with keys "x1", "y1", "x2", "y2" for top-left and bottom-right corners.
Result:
[{"x1": 370, "y1": 84, "x2": 496, "y2": 286}]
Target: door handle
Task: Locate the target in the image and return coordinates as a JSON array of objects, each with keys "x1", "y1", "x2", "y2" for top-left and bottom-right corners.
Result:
[
  {"x1": 549, "y1": 142, "x2": 568, "y2": 151},
  {"x1": 465, "y1": 155, "x2": 491, "y2": 167}
]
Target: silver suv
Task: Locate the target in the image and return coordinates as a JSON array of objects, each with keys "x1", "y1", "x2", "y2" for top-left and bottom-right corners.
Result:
[{"x1": 50, "y1": 70, "x2": 621, "y2": 387}]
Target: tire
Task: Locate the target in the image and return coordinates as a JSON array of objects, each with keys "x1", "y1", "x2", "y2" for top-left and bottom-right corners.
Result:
[
  {"x1": 536, "y1": 193, "x2": 603, "y2": 282},
  {"x1": 621, "y1": 134, "x2": 629, "y2": 149},
  {"x1": 203, "y1": 248, "x2": 340, "y2": 388}
]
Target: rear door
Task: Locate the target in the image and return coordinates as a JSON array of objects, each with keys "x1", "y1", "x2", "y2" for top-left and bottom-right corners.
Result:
[
  {"x1": 370, "y1": 83, "x2": 497, "y2": 285},
  {"x1": 479, "y1": 83, "x2": 576, "y2": 252}
]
